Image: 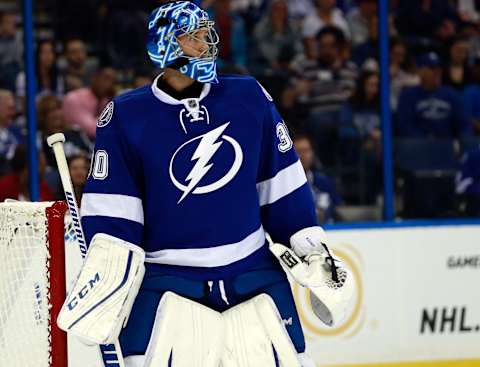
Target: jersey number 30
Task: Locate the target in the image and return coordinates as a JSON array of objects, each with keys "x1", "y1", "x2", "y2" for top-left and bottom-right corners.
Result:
[
  {"x1": 276, "y1": 122, "x2": 293, "y2": 153},
  {"x1": 90, "y1": 150, "x2": 109, "y2": 180}
]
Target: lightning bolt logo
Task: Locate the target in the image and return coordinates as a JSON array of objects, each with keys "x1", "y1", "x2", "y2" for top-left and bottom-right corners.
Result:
[{"x1": 169, "y1": 122, "x2": 243, "y2": 204}]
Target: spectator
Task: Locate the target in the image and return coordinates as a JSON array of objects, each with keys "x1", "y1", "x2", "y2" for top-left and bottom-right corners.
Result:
[
  {"x1": 61, "y1": 38, "x2": 96, "y2": 92},
  {"x1": 287, "y1": 0, "x2": 316, "y2": 20},
  {"x1": 346, "y1": 0, "x2": 377, "y2": 47},
  {"x1": 396, "y1": 52, "x2": 472, "y2": 138},
  {"x1": 0, "y1": 11, "x2": 22, "y2": 92},
  {"x1": 62, "y1": 67, "x2": 117, "y2": 139},
  {"x1": 457, "y1": 0, "x2": 480, "y2": 23},
  {"x1": 283, "y1": 26, "x2": 357, "y2": 121},
  {"x1": 209, "y1": 0, "x2": 248, "y2": 73},
  {"x1": 463, "y1": 58, "x2": 480, "y2": 135},
  {"x1": 0, "y1": 89, "x2": 20, "y2": 174},
  {"x1": 251, "y1": 0, "x2": 302, "y2": 71},
  {"x1": 294, "y1": 134, "x2": 342, "y2": 223},
  {"x1": 395, "y1": 0, "x2": 458, "y2": 41},
  {"x1": 16, "y1": 40, "x2": 65, "y2": 100},
  {"x1": 352, "y1": 14, "x2": 378, "y2": 68},
  {"x1": 341, "y1": 71, "x2": 380, "y2": 144},
  {"x1": 456, "y1": 146, "x2": 480, "y2": 216},
  {"x1": 37, "y1": 95, "x2": 92, "y2": 169},
  {"x1": 389, "y1": 38, "x2": 419, "y2": 112},
  {"x1": 68, "y1": 154, "x2": 90, "y2": 206},
  {"x1": 0, "y1": 145, "x2": 54, "y2": 202},
  {"x1": 340, "y1": 71, "x2": 382, "y2": 202},
  {"x1": 302, "y1": 0, "x2": 350, "y2": 59},
  {"x1": 443, "y1": 36, "x2": 471, "y2": 90}
]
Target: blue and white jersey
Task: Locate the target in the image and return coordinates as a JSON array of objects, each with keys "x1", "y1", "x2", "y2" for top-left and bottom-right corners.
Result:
[{"x1": 81, "y1": 75, "x2": 317, "y2": 279}]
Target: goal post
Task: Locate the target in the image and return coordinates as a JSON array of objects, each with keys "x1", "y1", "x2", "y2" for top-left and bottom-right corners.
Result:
[{"x1": 0, "y1": 201, "x2": 68, "y2": 367}]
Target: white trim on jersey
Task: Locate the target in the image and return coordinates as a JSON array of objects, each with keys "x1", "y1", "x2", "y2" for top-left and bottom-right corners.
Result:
[
  {"x1": 145, "y1": 226, "x2": 265, "y2": 267},
  {"x1": 151, "y1": 74, "x2": 212, "y2": 105},
  {"x1": 81, "y1": 193, "x2": 144, "y2": 225},
  {"x1": 256, "y1": 160, "x2": 307, "y2": 206}
]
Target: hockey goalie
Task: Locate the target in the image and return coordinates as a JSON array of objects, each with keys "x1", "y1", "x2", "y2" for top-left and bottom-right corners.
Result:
[{"x1": 57, "y1": 1, "x2": 354, "y2": 366}]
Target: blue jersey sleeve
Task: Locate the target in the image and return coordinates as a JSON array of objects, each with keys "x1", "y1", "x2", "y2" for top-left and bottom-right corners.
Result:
[
  {"x1": 255, "y1": 83, "x2": 318, "y2": 245},
  {"x1": 80, "y1": 101, "x2": 144, "y2": 246}
]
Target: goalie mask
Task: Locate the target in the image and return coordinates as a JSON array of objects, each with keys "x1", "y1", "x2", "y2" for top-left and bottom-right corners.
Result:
[{"x1": 147, "y1": 1, "x2": 219, "y2": 83}]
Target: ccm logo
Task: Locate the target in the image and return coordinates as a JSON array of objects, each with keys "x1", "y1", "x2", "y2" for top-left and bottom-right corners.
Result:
[{"x1": 67, "y1": 273, "x2": 101, "y2": 311}]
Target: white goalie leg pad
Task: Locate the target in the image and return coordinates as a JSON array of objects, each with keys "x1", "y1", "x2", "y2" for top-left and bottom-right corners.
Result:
[
  {"x1": 144, "y1": 292, "x2": 224, "y2": 367},
  {"x1": 57, "y1": 233, "x2": 145, "y2": 344},
  {"x1": 221, "y1": 294, "x2": 301, "y2": 367},
  {"x1": 270, "y1": 241, "x2": 355, "y2": 327}
]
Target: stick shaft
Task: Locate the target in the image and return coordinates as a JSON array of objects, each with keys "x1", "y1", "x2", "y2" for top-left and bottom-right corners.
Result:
[
  {"x1": 50, "y1": 140, "x2": 88, "y2": 258},
  {"x1": 49, "y1": 135, "x2": 125, "y2": 367}
]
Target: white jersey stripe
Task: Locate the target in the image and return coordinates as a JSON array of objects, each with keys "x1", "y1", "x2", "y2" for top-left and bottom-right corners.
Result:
[
  {"x1": 81, "y1": 193, "x2": 144, "y2": 225},
  {"x1": 256, "y1": 160, "x2": 307, "y2": 206},
  {"x1": 145, "y1": 226, "x2": 265, "y2": 267}
]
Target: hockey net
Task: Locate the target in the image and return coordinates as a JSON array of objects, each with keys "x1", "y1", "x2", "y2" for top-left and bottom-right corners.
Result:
[{"x1": 0, "y1": 201, "x2": 71, "y2": 367}]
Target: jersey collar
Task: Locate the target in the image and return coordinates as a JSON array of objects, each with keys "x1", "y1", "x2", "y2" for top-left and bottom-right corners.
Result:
[{"x1": 151, "y1": 73, "x2": 211, "y2": 105}]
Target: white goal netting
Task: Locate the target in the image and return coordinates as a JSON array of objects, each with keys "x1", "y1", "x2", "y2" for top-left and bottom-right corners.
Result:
[{"x1": 0, "y1": 201, "x2": 69, "y2": 367}]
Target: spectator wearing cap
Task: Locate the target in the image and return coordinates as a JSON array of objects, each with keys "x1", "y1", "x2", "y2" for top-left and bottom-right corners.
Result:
[
  {"x1": 396, "y1": 52, "x2": 472, "y2": 139},
  {"x1": 0, "y1": 144, "x2": 54, "y2": 202},
  {"x1": 456, "y1": 146, "x2": 480, "y2": 216},
  {"x1": 62, "y1": 67, "x2": 117, "y2": 139},
  {"x1": 302, "y1": 0, "x2": 350, "y2": 59}
]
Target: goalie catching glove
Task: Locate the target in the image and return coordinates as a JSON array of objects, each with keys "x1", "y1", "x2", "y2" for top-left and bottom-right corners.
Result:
[
  {"x1": 57, "y1": 233, "x2": 145, "y2": 344},
  {"x1": 268, "y1": 227, "x2": 355, "y2": 327}
]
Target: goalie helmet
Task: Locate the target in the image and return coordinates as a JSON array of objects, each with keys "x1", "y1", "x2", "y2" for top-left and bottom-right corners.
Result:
[{"x1": 147, "y1": 1, "x2": 219, "y2": 83}]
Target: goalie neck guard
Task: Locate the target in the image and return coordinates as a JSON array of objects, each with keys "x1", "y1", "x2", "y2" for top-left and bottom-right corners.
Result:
[{"x1": 147, "y1": 1, "x2": 219, "y2": 84}]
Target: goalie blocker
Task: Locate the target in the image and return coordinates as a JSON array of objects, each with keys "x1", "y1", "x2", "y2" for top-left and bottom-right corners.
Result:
[{"x1": 57, "y1": 233, "x2": 145, "y2": 344}]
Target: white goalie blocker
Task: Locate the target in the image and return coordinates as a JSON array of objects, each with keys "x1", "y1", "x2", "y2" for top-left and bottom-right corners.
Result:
[
  {"x1": 57, "y1": 233, "x2": 146, "y2": 344},
  {"x1": 268, "y1": 233, "x2": 355, "y2": 327},
  {"x1": 130, "y1": 292, "x2": 304, "y2": 367}
]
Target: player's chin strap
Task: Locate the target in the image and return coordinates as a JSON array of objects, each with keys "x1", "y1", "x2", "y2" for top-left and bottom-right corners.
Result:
[{"x1": 267, "y1": 228, "x2": 355, "y2": 327}]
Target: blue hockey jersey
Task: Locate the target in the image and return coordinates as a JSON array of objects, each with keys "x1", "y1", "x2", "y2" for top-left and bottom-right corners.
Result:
[{"x1": 81, "y1": 75, "x2": 317, "y2": 279}]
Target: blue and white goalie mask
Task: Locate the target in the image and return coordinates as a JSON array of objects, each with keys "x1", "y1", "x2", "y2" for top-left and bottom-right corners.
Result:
[{"x1": 147, "y1": 1, "x2": 219, "y2": 84}]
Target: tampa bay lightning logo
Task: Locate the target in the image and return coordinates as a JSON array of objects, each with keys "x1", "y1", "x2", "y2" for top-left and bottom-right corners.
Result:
[
  {"x1": 169, "y1": 122, "x2": 243, "y2": 203},
  {"x1": 97, "y1": 102, "x2": 114, "y2": 127}
]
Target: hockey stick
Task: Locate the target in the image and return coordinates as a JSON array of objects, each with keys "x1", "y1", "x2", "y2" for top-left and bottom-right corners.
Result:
[{"x1": 47, "y1": 133, "x2": 126, "y2": 367}]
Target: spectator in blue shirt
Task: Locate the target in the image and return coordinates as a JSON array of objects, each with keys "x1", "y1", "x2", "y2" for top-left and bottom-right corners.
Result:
[
  {"x1": 456, "y1": 146, "x2": 480, "y2": 216},
  {"x1": 294, "y1": 133, "x2": 342, "y2": 223},
  {"x1": 396, "y1": 52, "x2": 472, "y2": 139}
]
